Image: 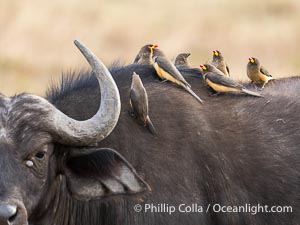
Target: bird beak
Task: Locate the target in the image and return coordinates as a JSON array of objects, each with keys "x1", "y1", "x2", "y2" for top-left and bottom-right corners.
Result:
[
  {"x1": 213, "y1": 50, "x2": 219, "y2": 57},
  {"x1": 248, "y1": 57, "x2": 255, "y2": 63},
  {"x1": 148, "y1": 44, "x2": 158, "y2": 50},
  {"x1": 199, "y1": 64, "x2": 207, "y2": 71}
]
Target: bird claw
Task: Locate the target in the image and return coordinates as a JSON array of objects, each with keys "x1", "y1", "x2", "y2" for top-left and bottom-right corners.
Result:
[{"x1": 258, "y1": 84, "x2": 266, "y2": 91}]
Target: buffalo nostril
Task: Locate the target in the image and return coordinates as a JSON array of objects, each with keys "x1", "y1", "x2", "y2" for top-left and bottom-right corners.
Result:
[{"x1": 0, "y1": 204, "x2": 17, "y2": 223}]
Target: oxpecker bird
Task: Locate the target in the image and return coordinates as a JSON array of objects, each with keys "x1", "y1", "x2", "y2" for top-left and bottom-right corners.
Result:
[
  {"x1": 152, "y1": 55, "x2": 204, "y2": 103},
  {"x1": 247, "y1": 57, "x2": 273, "y2": 90},
  {"x1": 130, "y1": 72, "x2": 156, "y2": 134},
  {"x1": 133, "y1": 44, "x2": 164, "y2": 65},
  {"x1": 175, "y1": 53, "x2": 191, "y2": 67},
  {"x1": 200, "y1": 64, "x2": 261, "y2": 97},
  {"x1": 211, "y1": 50, "x2": 230, "y2": 77}
]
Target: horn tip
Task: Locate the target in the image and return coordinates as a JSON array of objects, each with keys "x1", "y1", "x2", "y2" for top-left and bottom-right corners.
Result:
[
  {"x1": 73, "y1": 40, "x2": 92, "y2": 64},
  {"x1": 74, "y1": 39, "x2": 82, "y2": 48}
]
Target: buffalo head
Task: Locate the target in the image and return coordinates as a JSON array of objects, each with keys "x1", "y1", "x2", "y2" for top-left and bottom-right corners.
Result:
[{"x1": 0, "y1": 41, "x2": 149, "y2": 225}]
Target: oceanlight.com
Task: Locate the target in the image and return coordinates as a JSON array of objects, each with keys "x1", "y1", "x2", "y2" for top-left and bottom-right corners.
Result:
[{"x1": 133, "y1": 203, "x2": 293, "y2": 215}]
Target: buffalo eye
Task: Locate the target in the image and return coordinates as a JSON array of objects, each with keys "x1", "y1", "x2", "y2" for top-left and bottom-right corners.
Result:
[
  {"x1": 35, "y1": 151, "x2": 46, "y2": 159},
  {"x1": 25, "y1": 144, "x2": 51, "y2": 178}
]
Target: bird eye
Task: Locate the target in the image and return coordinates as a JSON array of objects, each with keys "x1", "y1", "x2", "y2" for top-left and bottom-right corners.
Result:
[{"x1": 35, "y1": 151, "x2": 46, "y2": 159}]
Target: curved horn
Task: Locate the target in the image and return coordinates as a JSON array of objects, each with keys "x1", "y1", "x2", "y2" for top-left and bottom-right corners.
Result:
[{"x1": 33, "y1": 40, "x2": 121, "y2": 146}]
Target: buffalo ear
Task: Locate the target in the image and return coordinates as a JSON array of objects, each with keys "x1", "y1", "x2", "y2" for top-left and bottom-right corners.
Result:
[{"x1": 65, "y1": 148, "x2": 150, "y2": 201}]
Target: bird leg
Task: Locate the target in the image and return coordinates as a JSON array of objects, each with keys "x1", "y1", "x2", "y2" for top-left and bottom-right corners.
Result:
[
  {"x1": 258, "y1": 83, "x2": 266, "y2": 91},
  {"x1": 160, "y1": 79, "x2": 168, "y2": 83},
  {"x1": 209, "y1": 92, "x2": 221, "y2": 97}
]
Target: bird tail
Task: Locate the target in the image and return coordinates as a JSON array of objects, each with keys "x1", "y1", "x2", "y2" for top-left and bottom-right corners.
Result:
[
  {"x1": 184, "y1": 86, "x2": 204, "y2": 103},
  {"x1": 146, "y1": 116, "x2": 157, "y2": 135},
  {"x1": 241, "y1": 88, "x2": 262, "y2": 97}
]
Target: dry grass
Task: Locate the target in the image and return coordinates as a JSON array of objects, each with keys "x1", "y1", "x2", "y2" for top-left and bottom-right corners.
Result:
[{"x1": 1, "y1": 0, "x2": 300, "y2": 96}]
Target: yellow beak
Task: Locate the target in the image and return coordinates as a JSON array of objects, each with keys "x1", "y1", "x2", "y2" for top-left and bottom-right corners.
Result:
[{"x1": 200, "y1": 65, "x2": 207, "y2": 71}]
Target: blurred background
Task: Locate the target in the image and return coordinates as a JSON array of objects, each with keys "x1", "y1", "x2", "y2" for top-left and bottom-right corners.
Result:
[{"x1": 1, "y1": 0, "x2": 300, "y2": 96}]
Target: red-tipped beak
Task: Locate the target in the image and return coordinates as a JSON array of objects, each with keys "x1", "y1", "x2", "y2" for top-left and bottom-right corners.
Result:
[
  {"x1": 199, "y1": 64, "x2": 203, "y2": 68},
  {"x1": 212, "y1": 50, "x2": 216, "y2": 54},
  {"x1": 248, "y1": 57, "x2": 252, "y2": 61},
  {"x1": 154, "y1": 44, "x2": 158, "y2": 48}
]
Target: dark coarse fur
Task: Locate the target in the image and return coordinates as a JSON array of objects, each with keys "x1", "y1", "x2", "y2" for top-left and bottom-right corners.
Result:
[{"x1": 38, "y1": 64, "x2": 300, "y2": 225}]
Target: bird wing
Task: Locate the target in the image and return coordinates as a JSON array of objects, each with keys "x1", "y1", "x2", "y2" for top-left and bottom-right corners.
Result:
[
  {"x1": 156, "y1": 56, "x2": 191, "y2": 87},
  {"x1": 205, "y1": 72, "x2": 242, "y2": 89},
  {"x1": 130, "y1": 87, "x2": 148, "y2": 122},
  {"x1": 260, "y1": 66, "x2": 272, "y2": 77}
]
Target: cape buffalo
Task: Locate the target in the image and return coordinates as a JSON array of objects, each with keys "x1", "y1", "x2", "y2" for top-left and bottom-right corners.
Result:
[{"x1": 0, "y1": 41, "x2": 299, "y2": 225}]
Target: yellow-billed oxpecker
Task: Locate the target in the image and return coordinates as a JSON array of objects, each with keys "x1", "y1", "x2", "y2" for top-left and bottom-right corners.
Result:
[
  {"x1": 211, "y1": 50, "x2": 230, "y2": 77},
  {"x1": 175, "y1": 53, "x2": 191, "y2": 67},
  {"x1": 133, "y1": 44, "x2": 164, "y2": 65},
  {"x1": 247, "y1": 57, "x2": 273, "y2": 90},
  {"x1": 152, "y1": 55, "x2": 204, "y2": 103},
  {"x1": 130, "y1": 72, "x2": 156, "y2": 134},
  {"x1": 200, "y1": 64, "x2": 262, "y2": 97}
]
